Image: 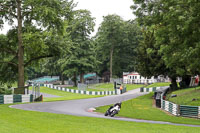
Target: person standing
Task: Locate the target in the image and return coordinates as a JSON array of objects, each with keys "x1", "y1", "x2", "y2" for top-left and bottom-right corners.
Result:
[{"x1": 120, "y1": 85, "x2": 123, "y2": 94}]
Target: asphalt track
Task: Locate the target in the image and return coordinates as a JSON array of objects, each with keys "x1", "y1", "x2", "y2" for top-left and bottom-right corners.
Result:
[{"x1": 10, "y1": 89, "x2": 200, "y2": 127}]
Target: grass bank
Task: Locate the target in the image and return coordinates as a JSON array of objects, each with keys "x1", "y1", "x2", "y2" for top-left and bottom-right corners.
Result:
[
  {"x1": 146, "y1": 82, "x2": 171, "y2": 88},
  {"x1": 0, "y1": 104, "x2": 200, "y2": 133},
  {"x1": 89, "y1": 83, "x2": 144, "y2": 91},
  {"x1": 96, "y1": 93, "x2": 200, "y2": 125},
  {"x1": 39, "y1": 87, "x2": 102, "y2": 102},
  {"x1": 64, "y1": 83, "x2": 144, "y2": 92},
  {"x1": 167, "y1": 86, "x2": 200, "y2": 106}
]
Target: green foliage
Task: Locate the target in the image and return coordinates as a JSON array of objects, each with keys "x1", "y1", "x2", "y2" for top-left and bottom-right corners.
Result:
[
  {"x1": 0, "y1": 84, "x2": 12, "y2": 94},
  {"x1": 59, "y1": 9, "x2": 96, "y2": 83},
  {"x1": 132, "y1": 0, "x2": 200, "y2": 89},
  {"x1": 135, "y1": 29, "x2": 170, "y2": 78},
  {"x1": 0, "y1": 32, "x2": 18, "y2": 84},
  {"x1": 95, "y1": 15, "x2": 141, "y2": 77},
  {"x1": 0, "y1": 0, "x2": 75, "y2": 86},
  {"x1": 0, "y1": 88, "x2": 12, "y2": 95},
  {"x1": 0, "y1": 0, "x2": 75, "y2": 32}
]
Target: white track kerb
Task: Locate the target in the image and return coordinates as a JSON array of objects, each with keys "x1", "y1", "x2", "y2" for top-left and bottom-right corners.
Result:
[{"x1": 44, "y1": 84, "x2": 120, "y2": 95}]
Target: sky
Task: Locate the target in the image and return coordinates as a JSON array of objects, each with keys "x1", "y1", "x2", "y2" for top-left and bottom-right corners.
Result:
[
  {"x1": 74, "y1": 0, "x2": 135, "y2": 34},
  {"x1": 0, "y1": 0, "x2": 135, "y2": 35}
]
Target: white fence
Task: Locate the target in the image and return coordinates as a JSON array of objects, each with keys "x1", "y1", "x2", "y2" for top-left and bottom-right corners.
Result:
[{"x1": 123, "y1": 79, "x2": 157, "y2": 84}]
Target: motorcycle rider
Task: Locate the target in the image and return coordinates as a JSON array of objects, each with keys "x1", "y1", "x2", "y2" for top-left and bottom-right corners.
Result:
[{"x1": 105, "y1": 102, "x2": 122, "y2": 117}]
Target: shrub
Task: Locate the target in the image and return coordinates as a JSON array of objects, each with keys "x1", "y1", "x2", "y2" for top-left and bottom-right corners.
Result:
[{"x1": 0, "y1": 87, "x2": 12, "y2": 95}]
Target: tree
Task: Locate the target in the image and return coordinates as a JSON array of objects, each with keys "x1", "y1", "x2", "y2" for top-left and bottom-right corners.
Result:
[
  {"x1": 95, "y1": 15, "x2": 141, "y2": 79},
  {"x1": 0, "y1": 0, "x2": 75, "y2": 93},
  {"x1": 95, "y1": 15, "x2": 124, "y2": 80},
  {"x1": 40, "y1": 32, "x2": 71, "y2": 85},
  {"x1": 115, "y1": 20, "x2": 142, "y2": 75},
  {"x1": 60, "y1": 9, "x2": 96, "y2": 85},
  {"x1": 135, "y1": 28, "x2": 178, "y2": 89},
  {"x1": 0, "y1": 33, "x2": 18, "y2": 84},
  {"x1": 132, "y1": 0, "x2": 200, "y2": 89}
]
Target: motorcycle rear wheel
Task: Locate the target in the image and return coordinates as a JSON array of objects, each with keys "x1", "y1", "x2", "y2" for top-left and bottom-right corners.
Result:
[{"x1": 104, "y1": 111, "x2": 109, "y2": 116}]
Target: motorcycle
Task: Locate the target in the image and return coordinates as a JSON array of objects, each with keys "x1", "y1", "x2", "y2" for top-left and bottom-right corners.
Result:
[{"x1": 104, "y1": 102, "x2": 122, "y2": 117}]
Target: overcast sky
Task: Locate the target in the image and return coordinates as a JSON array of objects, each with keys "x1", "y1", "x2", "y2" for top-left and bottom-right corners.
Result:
[
  {"x1": 0, "y1": 0, "x2": 135, "y2": 35},
  {"x1": 74, "y1": 0, "x2": 135, "y2": 34}
]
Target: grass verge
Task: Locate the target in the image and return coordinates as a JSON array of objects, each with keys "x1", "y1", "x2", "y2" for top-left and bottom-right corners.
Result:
[
  {"x1": 39, "y1": 87, "x2": 102, "y2": 102},
  {"x1": 88, "y1": 83, "x2": 144, "y2": 91},
  {"x1": 0, "y1": 104, "x2": 200, "y2": 133},
  {"x1": 63, "y1": 83, "x2": 144, "y2": 92},
  {"x1": 96, "y1": 93, "x2": 200, "y2": 125},
  {"x1": 167, "y1": 86, "x2": 200, "y2": 106},
  {"x1": 146, "y1": 82, "x2": 171, "y2": 88}
]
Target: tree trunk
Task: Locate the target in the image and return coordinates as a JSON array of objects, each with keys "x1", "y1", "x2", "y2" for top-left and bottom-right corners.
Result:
[
  {"x1": 80, "y1": 73, "x2": 84, "y2": 83},
  {"x1": 16, "y1": 0, "x2": 25, "y2": 94},
  {"x1": 170, "y1": 77, "x2": 178, "y2": 91},
  {"x1": 73, "y1": 72, "x2": 77, "y2": 87},
  {"x1": 61, "y1": 74, "x2": 64, "y2": 85},
  {"x1": 180, "y1": 75, "x2": 191, "y2": 88},
  {"x1": 109, "y1": 45, "x2": 114, "y2": 82}
]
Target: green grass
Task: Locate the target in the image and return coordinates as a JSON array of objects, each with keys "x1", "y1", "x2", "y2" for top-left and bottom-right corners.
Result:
[
  {"x1": 88, "y1": 83, "x2": 144, "y2": 91},
  {"x1": 39, "y1": 87, "x2": 102, "y2": 102},
  {"x1": 125, "y1": 84, "x2": 144, "y2": 91},
  {"x1": 96, "y1": 93, "x2": 200, "y2": 125},
  {"x1": 0, "y1": 104, "x2": 200, "y2": 133},
  {"x1": 167, "y1": 86, "x2": 200, "y2": 106},
  {"x1": 90, "y1": 83, "x2": 114, "y2": 89},
  {"x1": 146, "y1": 82, "x2": 171, "y2": 88},
  {"x1": 65, "y1": 83, "x2": 144, "y2": 92},
  {"x1": 66, "y1": 86, "x2": 78, "y2": 90},
  {"x1": 67, "y1": 83, "x2": 115, "y2": 91}
]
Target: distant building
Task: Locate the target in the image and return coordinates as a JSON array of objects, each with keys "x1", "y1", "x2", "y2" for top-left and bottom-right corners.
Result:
[{"x1": 123, "y1": 72, "x2": 170, "y2": 84}]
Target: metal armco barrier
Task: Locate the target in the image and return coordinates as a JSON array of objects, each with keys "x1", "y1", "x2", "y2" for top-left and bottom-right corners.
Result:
[
  {"x1": 152, "y1": 86, "x2": 200, "y2": 119},
  {"x1": 161, "y1": 99, "x2": 200, "y2": 118},
  {"x1": 0, "y1": 94, "x2": 33, "y2": 104},
  {"x1": 0, "y1": 95, "x2": 4, "y2": 104},
  {"x1": 180, "y1": 105, "x2": 199, "y2": 118},
  {"x1": 161, "y1": 100, "x2": 178, "y2": 116}
]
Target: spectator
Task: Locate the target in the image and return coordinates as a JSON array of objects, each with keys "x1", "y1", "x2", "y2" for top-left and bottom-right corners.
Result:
[{"x1": 120, "y1": 85, "x2": 123, "y2": 94}]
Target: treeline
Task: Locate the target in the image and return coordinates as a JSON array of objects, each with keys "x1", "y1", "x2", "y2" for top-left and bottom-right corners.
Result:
[
  {"x1": 0, "y1": 0, "x2": 141, "y2": 90},
  {"x1": 132, "y1": 0, "x2": 200, "y2": 90},
  {"x1": 1, "y1": 0, "x2": 199, "y2": 91}
]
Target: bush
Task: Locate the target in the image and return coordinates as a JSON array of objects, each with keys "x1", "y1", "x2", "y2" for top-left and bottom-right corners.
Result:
[{"x1": 0, "y1": 87, "x2": 12, "y2": 95}]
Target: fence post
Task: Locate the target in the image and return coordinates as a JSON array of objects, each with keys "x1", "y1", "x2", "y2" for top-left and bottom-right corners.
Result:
[
  {"x1": 198, "y1": 107, "x2": 200, "y2": 118},
  {"x1": 177, "y1": 105, "x2": 180, "y2": 116}
]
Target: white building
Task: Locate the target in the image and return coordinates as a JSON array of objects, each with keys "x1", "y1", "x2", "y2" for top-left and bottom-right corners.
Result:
[{"x1": 123, "y1": 72, "x2": 170, "y2": 84}]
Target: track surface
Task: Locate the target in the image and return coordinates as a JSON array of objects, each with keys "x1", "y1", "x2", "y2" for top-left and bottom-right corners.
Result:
[{"x1": 11, "y1": 89, "x2": 200, "y2": 127}]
